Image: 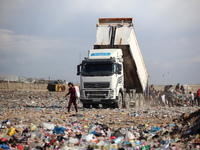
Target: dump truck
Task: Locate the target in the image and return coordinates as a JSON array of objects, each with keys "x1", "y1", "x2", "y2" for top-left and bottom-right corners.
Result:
[
  {"x1": 47, "y1": 80, "x2": 66, "y2": 92},
  {"x1": 77, "y1": 18, "x2": 149, "y2": 108}
]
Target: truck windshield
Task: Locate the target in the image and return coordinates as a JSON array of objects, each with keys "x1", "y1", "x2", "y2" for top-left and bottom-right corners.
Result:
[{"x1": 81, "y1": 63, "x2": 114, "y2": 76}]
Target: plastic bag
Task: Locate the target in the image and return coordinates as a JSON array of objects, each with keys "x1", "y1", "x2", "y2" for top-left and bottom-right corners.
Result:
[
  {"x1": 42, "y1": 122, "x2": 55, "y2": 130},
  {"x1": 69, "y1": 137, "x2": 79, "y2": 144},
  {"x1": 31, "y1": 131, "x2": 45, "y2": 140},
  {"x1": 30, "y1": 123, "x2": 37, "y2": 131},
  {"x1": 126, "y1": 131, "x2": 135, "y2": 140},
  {"x1": 74, "y1": 86, "x2": 80, "y2": 98},
  {"x1": 53, "y1": 126, "x2": 66, "y2": 134},
  {"x1": 8, "y1": 127, "x2": 16, "y2": 136}
]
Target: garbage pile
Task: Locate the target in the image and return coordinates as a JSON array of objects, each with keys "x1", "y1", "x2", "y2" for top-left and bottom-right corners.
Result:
[
  {"x1": 152, "y1": 89, "x2": 197, "y2": 107},
  {"x1": 0, "y1": 90, "x2": 200, "y2": 149},
  {"x1": 172, "y1": 90, "x2": 192, "y2": 106}
]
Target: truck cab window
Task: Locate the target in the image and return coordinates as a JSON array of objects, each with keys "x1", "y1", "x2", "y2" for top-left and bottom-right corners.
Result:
[{"x1": 82, "y1": 63, "x2": 114, "y2": 76}]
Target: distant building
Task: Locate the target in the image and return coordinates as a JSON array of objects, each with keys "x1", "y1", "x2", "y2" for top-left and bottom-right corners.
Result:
[{"x1": 0, "y1": 75, "x2": 19, "y2": 82}]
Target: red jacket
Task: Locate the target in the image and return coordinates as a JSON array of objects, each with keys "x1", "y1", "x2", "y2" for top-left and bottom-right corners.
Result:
[
  {"x1": 67, "y1": 87, "x2": 76, "y2": 100},
  {"x1": 197, "y1": 89, "x2": 200, "y2": 97}
]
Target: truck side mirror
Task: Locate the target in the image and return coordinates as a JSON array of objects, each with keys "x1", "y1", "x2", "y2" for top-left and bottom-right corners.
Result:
[
  {"x1": 117, "y1": 64, "x2": 122, "y2": 74},
  {"x1": 77, "y1": 65, "x2": 81, "y2": 75}
]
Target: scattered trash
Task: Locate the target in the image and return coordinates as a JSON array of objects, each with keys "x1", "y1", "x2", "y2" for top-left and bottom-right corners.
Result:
[{"x1": 0, "y1": 90, "x2": 200, "y2": 149}]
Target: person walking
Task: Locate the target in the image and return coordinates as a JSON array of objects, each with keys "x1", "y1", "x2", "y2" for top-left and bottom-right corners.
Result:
[
  {"x1": 196, "y1": 89, "x2": 200, "y2": 107},
  {"x1": 149, "y1": 84, "x2": 154, "y2": 105},
  {"x1": 65, "y1": 82, "x2": 78, "y2": 113},
  {"x1": 180, "y1": 85, "x2": 185, "y2": 93},
  {"x1": 161, "y1": 92, "x2": 166, "y2": 106},
  {"x1": 189, "y1": 91, "x2": 194, "y2": 107},
  {"x1": 167, "y1": 90, "x2": 174, "y2": 108},
  {"x1": 175, "y1": 83, "x2": 180, "y2": 91}
]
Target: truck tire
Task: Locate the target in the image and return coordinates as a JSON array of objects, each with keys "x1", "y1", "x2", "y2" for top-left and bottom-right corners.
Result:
[
  {"x1": 115, "y1": 92, "x2": 123, "y2": 108},
  {"x1": 83, "y1": 104, "x2": 90, "y2": 108},
  {"x1": 124, "y1": 93, "x2": 130, "y2": 109}
]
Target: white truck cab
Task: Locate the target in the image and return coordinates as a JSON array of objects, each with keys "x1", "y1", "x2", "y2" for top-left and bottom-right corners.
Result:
[{"x1": 77, "y1": 49, "x2": 124, "y2": 108}]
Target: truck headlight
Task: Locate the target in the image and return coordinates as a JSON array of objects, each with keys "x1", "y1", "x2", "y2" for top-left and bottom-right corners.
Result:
[
  {"x1": 109, "y1": 90, "x2": 114, "y2": 98},
  {"x1": 80, "y1": 90, "x2": 84, "y2": 98}
]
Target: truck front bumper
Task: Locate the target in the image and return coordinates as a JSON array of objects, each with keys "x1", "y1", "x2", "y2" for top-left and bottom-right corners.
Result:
[{"x1": 80, "y1": 99, "x2": 117, "y2": 104}]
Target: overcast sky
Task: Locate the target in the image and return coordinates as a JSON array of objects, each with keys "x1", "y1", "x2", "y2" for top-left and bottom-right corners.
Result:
[{"x1": 0, "y1": 0, "x2": 199, "y2": 85}]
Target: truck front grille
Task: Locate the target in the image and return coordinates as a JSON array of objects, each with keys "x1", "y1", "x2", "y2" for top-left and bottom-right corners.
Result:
[
  {"x1": 85, "y1": 91, "x2": 108, "y2": 98},
  {"x1": 84, "y1": 82, "x2": 110, "y2": 88}
]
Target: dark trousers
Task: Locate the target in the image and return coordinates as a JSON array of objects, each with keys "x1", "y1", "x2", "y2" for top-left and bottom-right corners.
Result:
[
  {"x1": 168, "y1": 98, "x2": 174, "y2": 107},
  {"x1": 198, "y1": 97, "x2": 200, "y2": 106},
  {"x1": 68, "y1": 98, "x2": 78, "y2": 113},
  {"x1": 191, "y1": 99, "x2": 194, "y2": 106}
]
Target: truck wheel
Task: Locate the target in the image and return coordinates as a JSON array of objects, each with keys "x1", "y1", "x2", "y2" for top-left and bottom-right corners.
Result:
[
  {"x1": 83, "y1": 104, "x2": 90, "y2": 108},
  {"x1": 124, "y1": 93, "x2": 130, "y2": 109},
  {"x1": 115, "y1": 92, "x2": 123, "y2": 108}
]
